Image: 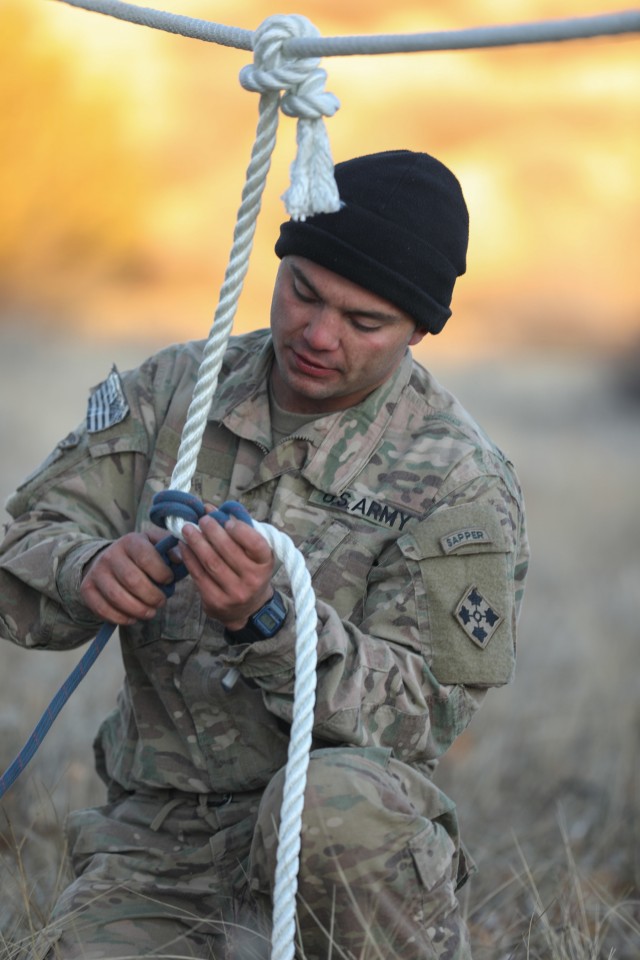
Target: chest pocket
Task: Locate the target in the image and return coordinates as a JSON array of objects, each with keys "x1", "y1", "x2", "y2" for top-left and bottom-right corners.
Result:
[
  {"x1": 144, "y1": 424, "x2": 236, "y2": 509},
  {"x1": 274, "y1": 518, "x2": 377, "y2": 622},
  {"x1": 398, "y1": 502, "x2": 516, "y2": 687}
]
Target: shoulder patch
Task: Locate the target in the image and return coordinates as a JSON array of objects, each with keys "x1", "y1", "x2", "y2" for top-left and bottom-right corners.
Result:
[
  {"x1": 454, "y1": 585, "x2": 503, "y2": 649},
  {"x1": 440, "y1": 528, "x2": 493, "y2": 554},
  {"x1": 86, "y1": 366, "x2": 129, "y2": 433}
]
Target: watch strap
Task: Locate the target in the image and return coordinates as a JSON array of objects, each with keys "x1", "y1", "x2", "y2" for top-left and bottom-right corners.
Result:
[{"x1": 226, "y1": 590, "x2": 287, "y2": 645}]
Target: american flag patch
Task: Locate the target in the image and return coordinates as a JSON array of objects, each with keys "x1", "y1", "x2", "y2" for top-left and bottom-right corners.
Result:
[{"x1": 86, "y1": 367, "x2": 129, "y2": 433}]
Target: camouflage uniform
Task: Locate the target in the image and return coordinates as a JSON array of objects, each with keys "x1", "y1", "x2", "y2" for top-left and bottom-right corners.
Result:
[{"x1": 0, "y1": 329, "x2": 529, "y2": 958}]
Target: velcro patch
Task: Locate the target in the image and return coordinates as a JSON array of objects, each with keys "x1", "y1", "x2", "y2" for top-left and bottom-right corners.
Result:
[
  {"x1": 309, "y1": 490, "x2": 417, "y2": 532},
  {"x1": 454, "y1": 585, "x2": 503, "y2": 649},
  {"x1": 440, "y1": 528, "x2": 493, "y2": 554},
  {"x1": 86, "y1": 366, "x2": 129, "y2": 433}
]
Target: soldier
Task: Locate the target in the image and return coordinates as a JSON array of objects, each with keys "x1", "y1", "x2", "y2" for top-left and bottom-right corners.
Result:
[{"x1": 0, "y1": 150, "x2": 529, "y2": 959}]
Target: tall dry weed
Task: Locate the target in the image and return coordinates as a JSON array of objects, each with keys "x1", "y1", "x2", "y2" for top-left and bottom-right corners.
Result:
[{"x1": 1, "y1": 340, "x2": 639, "y2": 957}]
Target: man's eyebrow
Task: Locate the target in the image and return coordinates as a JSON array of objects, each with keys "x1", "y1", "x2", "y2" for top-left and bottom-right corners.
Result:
[
  {"x1": 289, "y1": 262, "x2": 403, "y2": 324},
  {"x1": 289, "y1": 262, "x2": 321, "y2": 299}
]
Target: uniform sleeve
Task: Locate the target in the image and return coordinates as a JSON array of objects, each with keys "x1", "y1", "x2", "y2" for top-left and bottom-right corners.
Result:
[
  {"x1": 222, "y1": 469, "x2": 529, "y2": 766},
  {"x1": 0, "y1": 364, "x2": 156, "y2": 650}
]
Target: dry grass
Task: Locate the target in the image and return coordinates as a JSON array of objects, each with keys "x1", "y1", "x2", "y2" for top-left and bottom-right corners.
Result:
[{"x1": 0, "y1": 327, "x2": 639, "y2": 957}]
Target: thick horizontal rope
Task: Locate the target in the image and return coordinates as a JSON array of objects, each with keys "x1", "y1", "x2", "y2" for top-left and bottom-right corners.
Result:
[
  {"x1": 286, "y1": 10, "x2": 640, "y2": 55},
  {"x1": 55, "y1": 0, "x2": 253, "y2": 49},
  {"x1": 53, "y1": 1, "x2": 640, "y2": 54}
]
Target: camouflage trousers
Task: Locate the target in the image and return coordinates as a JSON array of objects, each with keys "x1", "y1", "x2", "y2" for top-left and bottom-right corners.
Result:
[{"x1": 33, "y1": 747, "x2": 472, "y2": 959}]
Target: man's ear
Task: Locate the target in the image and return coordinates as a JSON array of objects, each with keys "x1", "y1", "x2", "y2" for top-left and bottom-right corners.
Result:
[{"x1": 408, "y1": 328, "x2": 427, "y2": 347}]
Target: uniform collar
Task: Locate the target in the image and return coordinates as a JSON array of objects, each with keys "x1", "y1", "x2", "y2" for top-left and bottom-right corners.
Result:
[{"x1": 208, "y1": 330, "x2": 415, "y2": 494}]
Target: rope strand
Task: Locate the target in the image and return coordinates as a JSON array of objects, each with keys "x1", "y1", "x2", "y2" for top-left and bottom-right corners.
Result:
[
  {"x1": 53, "y1": 1, "x2": 640, "y2": 54},
  {"x1": 165, "y1": 14, "x2": 340, "y2": 536},
  {"x1": 166, "y1": 88, "x2": 281, "y2": 527},
  {"x1": 54, "y1": 0, "x2": 253, "y2": 48}
]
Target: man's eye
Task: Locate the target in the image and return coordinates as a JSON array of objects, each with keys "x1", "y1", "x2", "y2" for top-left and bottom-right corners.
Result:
[
  {"x1": 351, "y1": 318, "x2": 382, "y2": 333},
  {"x1": 292, "y1": 283, "x2": 317, "y2": 303}
]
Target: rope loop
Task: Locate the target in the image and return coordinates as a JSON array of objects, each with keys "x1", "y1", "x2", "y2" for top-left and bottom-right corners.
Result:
[
  {"x1": 240, "y1": 13, "x2": 341, "y2": 221},
  {"x1": 150, "y1": 489, "x2": 206, "y2": 530},
  {"x1": 240, "y1": 15, "x2": 319, "y2": 93}
]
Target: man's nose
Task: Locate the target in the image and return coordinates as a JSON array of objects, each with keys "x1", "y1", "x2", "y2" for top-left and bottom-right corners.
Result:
[{"x1": 302, "y1": 309, "x2": 340, "y2": 352}]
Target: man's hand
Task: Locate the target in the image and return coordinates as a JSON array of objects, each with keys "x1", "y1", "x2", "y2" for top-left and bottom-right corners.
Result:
[
  {"x1": 80, "y1": 531, "x2": 175, "y2": 626},
  {"x1": 180, "y1": 513, "x2": 275, "y2": 630}
]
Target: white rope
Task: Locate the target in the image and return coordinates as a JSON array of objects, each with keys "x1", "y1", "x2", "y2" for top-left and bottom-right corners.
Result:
[
  {"x1": 280, "y1": 10, "x2": 640, "y2": 56},
  {"x1": 55, "y1": 0, "x2": 254, "y2": 48},
  {"x1": 252, "y1": 522, "x2": 318, "y2": 960},
  {"x1": 158, "y1": 15, "x2": 334, "y2": 960},
  {"x1": 54, "y1": 1, "x2": 640, "y2": 54},
  {"x1": 239, "y1": 15, "x2": 340, "y2": 222},
  {"x1": 166, "y1": 14, "x2": 339, "y2": 529}
]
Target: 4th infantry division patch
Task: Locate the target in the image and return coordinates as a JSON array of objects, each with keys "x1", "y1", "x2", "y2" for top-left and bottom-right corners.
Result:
[{"x1": 454, "y1": 585, "x2": 503, "y2": 649}]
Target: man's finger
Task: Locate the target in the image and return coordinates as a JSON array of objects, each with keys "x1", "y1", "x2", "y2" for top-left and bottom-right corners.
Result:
[{"x1": 221, "y1": 516, "x2": 273, "y2": 564}]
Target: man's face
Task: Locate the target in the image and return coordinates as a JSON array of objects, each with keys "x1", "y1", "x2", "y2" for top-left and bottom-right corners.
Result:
[{"x1": 270, "y1": 256, "x2": 426, "y2": 414}]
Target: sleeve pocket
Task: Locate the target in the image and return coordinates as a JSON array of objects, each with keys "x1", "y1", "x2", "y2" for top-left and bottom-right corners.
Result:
[{"x1": 398, "y1": 502, "x2": 516, "y2": 687}]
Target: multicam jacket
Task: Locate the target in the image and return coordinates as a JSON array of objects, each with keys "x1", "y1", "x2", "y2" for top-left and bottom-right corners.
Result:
[{"x1": 0, "y1": 330, "x2": 528, "y2": 797}]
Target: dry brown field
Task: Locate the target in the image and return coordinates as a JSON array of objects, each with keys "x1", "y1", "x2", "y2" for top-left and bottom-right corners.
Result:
[{"x1": 0, "y1": 324, "x2": 638, "y2": 958}]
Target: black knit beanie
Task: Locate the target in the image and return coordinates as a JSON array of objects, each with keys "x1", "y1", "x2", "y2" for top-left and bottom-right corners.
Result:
[{"x1": 275, "y1": 149, "x2": 469, "y2": 334}]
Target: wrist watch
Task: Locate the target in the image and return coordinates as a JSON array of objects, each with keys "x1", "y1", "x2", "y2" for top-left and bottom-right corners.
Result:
[{"x1": 226, "y1": 591, "x2": 288, "y2": 645}]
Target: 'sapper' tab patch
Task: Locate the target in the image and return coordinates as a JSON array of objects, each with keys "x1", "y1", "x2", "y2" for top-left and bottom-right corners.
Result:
[{"x1": 440, "y1": 528, "x2": 493, "y2": 554}]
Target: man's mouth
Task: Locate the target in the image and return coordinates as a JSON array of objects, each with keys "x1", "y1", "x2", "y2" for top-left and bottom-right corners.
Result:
[{"x1": 291, "y1": 349, "x2": 337, "y2": 377}]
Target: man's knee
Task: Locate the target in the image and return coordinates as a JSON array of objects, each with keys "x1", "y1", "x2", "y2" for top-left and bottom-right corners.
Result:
[
  {"x1": 249, "y1": 748, "x2": 469, "y2": 958},
  {"x1": 253, "y1": 746, "x2": 456, "y2": 870}
]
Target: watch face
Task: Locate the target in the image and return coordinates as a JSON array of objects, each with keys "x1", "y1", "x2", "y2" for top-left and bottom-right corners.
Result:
[
  {"x1": 256, "y1": 610, "x2": 279, "y2": 632},
  {"x1": 252, "y1": 593, "x2": 286, "y2": 637}
]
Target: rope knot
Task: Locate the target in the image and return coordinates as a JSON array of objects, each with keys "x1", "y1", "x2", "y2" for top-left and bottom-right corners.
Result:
[{"x1": 240, "y1": 14, "x2": 341, "y2": 221}]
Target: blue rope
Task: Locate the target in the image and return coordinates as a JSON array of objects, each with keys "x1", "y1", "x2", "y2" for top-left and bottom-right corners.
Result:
[
  {"x1": 0, "y1": 493, "x2": 252, "y2": 800},
  {"x1": 0, "y1": 621, "x2": 117, "y2": 798}
]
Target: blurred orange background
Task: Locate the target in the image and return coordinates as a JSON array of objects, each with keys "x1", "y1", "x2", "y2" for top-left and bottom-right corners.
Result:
[{"x1": 1, "y1": 0, "x2": 638, "y2": 358}]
